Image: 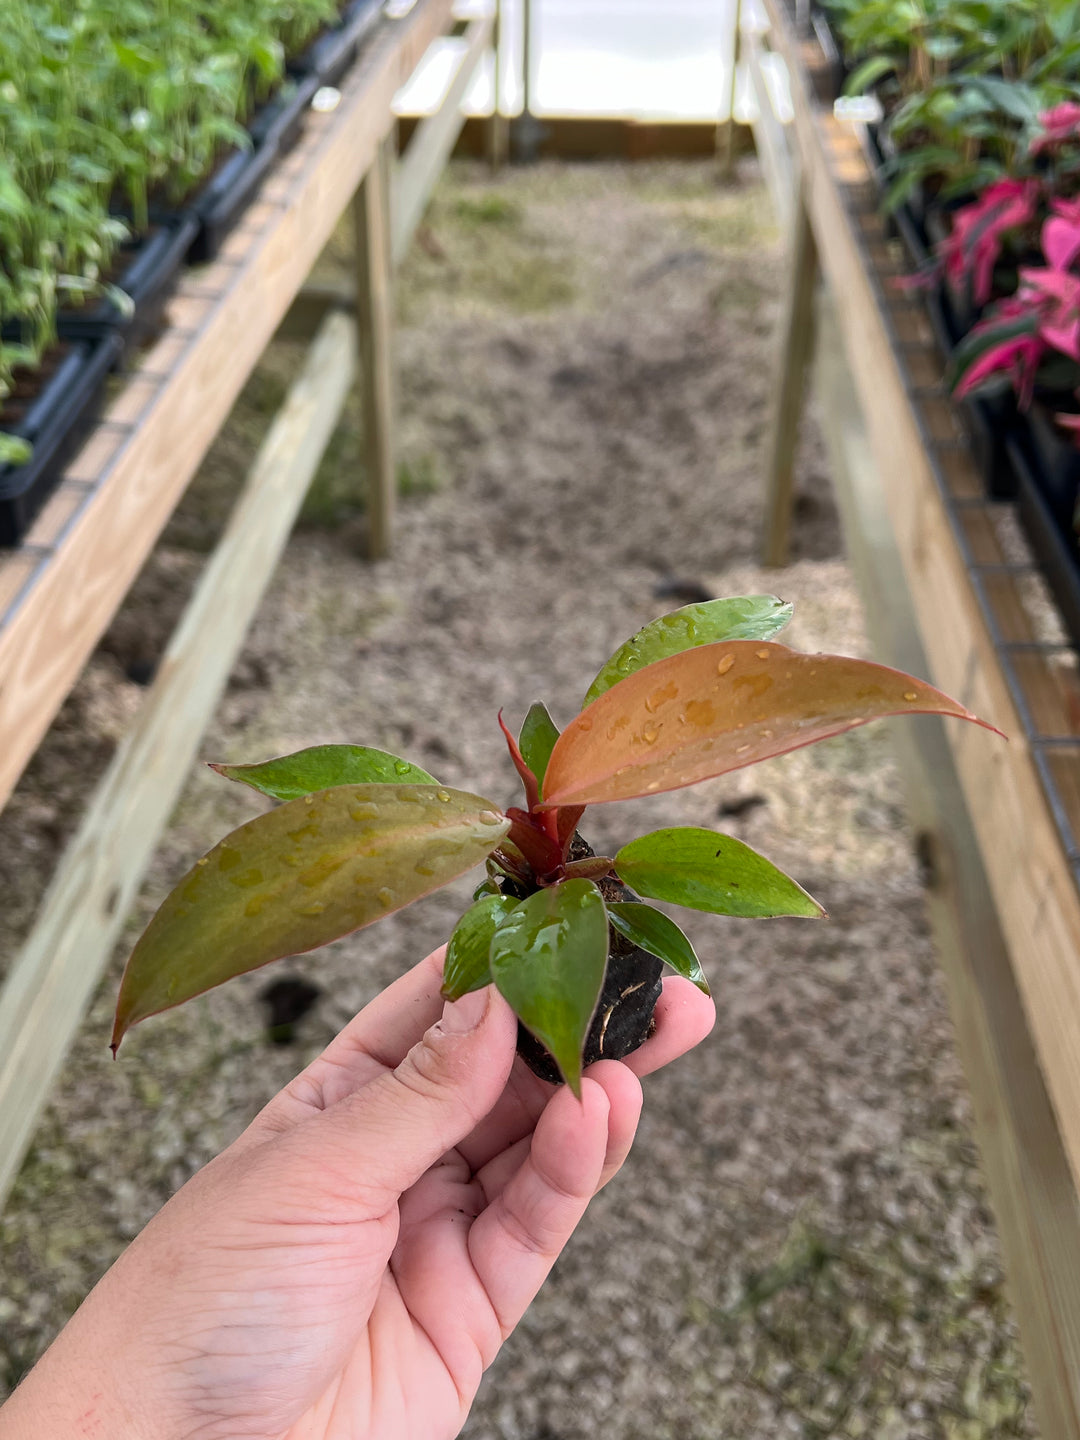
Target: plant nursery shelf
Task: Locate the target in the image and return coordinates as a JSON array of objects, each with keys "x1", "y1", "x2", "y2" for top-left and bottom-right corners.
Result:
[
  {"x1": 0, "y1": 0, "x2": 495, "y2": 1212},
  {"x1": 750, "y1": 2, "x2": 1080, "y2": 1434},
  {"x1": 0, "y1": 0, "x2": 458, "y2": 818}
]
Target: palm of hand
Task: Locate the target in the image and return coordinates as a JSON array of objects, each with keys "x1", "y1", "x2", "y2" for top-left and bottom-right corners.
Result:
[{"x1": 11, "y1": 950, "x2": 712, "y2": 1440}]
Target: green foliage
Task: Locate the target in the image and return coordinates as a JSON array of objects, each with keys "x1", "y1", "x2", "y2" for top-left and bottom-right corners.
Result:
[
  {"x1": 112, "y1": 598, "x2": 995, "y2": 1087},
  {"x1": 583, "y1": 596, "x2": 793, "y2": 707},
  {"x1": 518, "y1": 703, "x2": 560, "y2": 795},
  {"x1": 614, "y1": 827, "x2": 824, "y2": 920},
  {"x1": 211, "y1": 745, "x2": 438, "y2": 801},
  {"x1": 605, "y1": 901, "x2": 709, "y2": 994},
  {"x1": 826, "y1": 0, "x2": 1080, "y2": 204},
  {"x1": 442, "y1": 894, "x2": 519, "y2": 1001},
  {"x1": 489, "y1": 879, "x2": 609, "y2": 1096},
  {"x1": 0, "y1": 0, "x2": 339, "y2": 454},
  {"x1": 111, "y1": 785, "x2": 510, "y2": 1049}
]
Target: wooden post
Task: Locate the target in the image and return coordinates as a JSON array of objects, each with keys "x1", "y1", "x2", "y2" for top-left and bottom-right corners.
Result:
[
  {"x1": 0, "y1": 312, "x2": 357, "y2": 1210},
  {"x1": 761, "y1": 182, "x2": 818, "y2": 567},
  {"x1": 488, "y1": 0, "x2": 508, "y2": 170},
  {"x1": 720, "y1": 0, "x2": 743, "y2": 181},
  {"x1": 354, "y1": 134, "x2": 396, "y2": 560}
]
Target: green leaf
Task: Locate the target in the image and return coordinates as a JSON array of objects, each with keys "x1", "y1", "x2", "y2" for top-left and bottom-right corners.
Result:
[
  {"x1": 583, "y1": 596, "x2": 794, "y2": 706},
  {"x1": 518, "y1": 702, "x2": 560, "y2": 795},
  {"x1": 614, "y1": 828, "x2": 824, "y2": 920},
  {"x1": 210, "y1": 744, "x2": 437, "y2": 801},
  {"x1": 442, "y1": 894, "x2": 519, "y2": 1000},
  {"x1": 490, "y1": 879, "x2": 609, "y2": 1096},
  {"x1": 607, "y1": 901, "x2": 709, "y2": 994},
  {"x1": 113, "y1": 785, "x2": 509, "y2": 1049},
  {"x1": 0, "y1": 432, "x2": 32, "y2": 466},
  {"x1": 843, "y1": 54, "x2": 896, "y2": 95}
]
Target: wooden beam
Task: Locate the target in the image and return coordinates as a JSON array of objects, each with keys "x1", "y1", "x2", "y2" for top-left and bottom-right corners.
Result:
[
  {"x1": 720, "y1": 0, "x2": 743, "y2": 181},
  {"x1": 762, "y1": 0, "x2": 1080, "y2": 1214},
  {"x1": 814, "y1": 297, "x2": 1080, "y2": 1440},
  {"x1": 392, "y1": 10, "x2": 494, "y2": 265},
  {"x1": 743, "y1": 23, "x2": 795, "y2": 230},
  {"x1": 761, "y1": 184, "x2": 818, "y2": 566},
  {"x1": 0, "y1": 0, "x2": 454, "y2": 815},
  {"x1": 0, "y1": 311, "x2": 357, "y2": 1210},
  {"x1": 487, "y1": 0, "x2": 508, "y2": 170},
  {"x1": 354, "y1": 137, "x2": 397, "y2": 559}
]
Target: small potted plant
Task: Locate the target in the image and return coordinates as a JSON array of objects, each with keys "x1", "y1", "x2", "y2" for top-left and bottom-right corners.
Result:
[{"x1": 112, "y1": 597, "x2": 995, "y2": 1092}]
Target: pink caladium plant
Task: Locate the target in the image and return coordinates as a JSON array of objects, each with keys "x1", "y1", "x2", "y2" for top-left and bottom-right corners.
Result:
[
  {"x1": 951, "y1": 196, "x2": 1080, "y2": 436},
  {"x1": 112, "y1": 598, "x2": 998, "y2": 1093},
  {"x1": 937, "y1": 179, "x2": 1038, "y2": 307}
]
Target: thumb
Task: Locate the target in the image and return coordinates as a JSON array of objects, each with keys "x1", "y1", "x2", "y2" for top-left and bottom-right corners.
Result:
[{"x1": 300, "y1": 986, "x2": 518, "y2": 1210}]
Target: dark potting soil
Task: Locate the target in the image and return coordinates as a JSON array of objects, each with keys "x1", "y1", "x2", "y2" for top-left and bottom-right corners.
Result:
[{"x1": 500, "y1": 834, "x2": 665, "y2": 1085}]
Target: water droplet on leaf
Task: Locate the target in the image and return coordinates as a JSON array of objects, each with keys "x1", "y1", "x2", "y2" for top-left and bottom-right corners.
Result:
[
  {"x1": 297, "y1": 901, "x2": 327, "y2": 917},
  {"x1": 717, "y1": 654, "x2": 735, "y2": 676},
  {"x1": 641, "y1": 723, "x2": 659, "y2": 744},
  {"x1": 436, "y1": 790, "x2": 452, "y2": 803},
  {"x1": 377, "y1": 886, "x2": 395, "y2": 908},
  {"x1": 350, "y1": 802, "x2": 379, "y2": 822},
  {"x1": 756, "y1": 648, "x2": 770, "y2": 660},
  {"x1": 478, "y1": 810, "x2": 502, "y2": 825},
  {"x1": 903, "y1": 690, "x2": 918, "y2": 702}
]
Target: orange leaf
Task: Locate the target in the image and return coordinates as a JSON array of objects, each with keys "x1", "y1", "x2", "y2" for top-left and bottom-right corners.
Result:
[{"x1": 541, "y1": 641, "x2": 1001, "y2": 808}]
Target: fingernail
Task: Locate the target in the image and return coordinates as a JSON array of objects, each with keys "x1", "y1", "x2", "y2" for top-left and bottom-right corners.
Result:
[{"x1": 441, "y1": 987, "x2": 490, "y2": 1034}]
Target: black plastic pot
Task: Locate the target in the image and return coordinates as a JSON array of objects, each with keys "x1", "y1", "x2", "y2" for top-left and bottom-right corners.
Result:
[
  {"x1": 294, "y1": 0, "x2": 383, "y2": 87},
  {"x1": 1009, "y1": 428, "x2": 1080, "y2": 650},
  {"x1": 189, "y1": 72, "x2": 320, "y2": 262},
  {"x1": 56, "y1": 216, "x2": 199, "y2": 347},
  {"x1": 0, "y1": 332, "x2": 123, "y2": 547},
  {"x1": 1024, "y1": 400, "x2": 1080, "y2": 535}
]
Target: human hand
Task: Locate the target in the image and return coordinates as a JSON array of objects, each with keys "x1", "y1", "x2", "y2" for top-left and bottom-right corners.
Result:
[{"x1": 1, "y1": 947, "x2": 714, "y2": 1440}]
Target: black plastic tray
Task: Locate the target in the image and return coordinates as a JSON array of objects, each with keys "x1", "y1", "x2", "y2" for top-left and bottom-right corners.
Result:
[
  {"x1": 0, "y1": 332, "x2": 124, "y2": 547},
  {"x1": 1009, "y1": 432, "x2": 1080, "y2": 650},
  {"x1": 294, "y1": 0, "x2": 384, "y2": 87},
  {"x1": 189, "y1": 72, "x2": 320, "y2": 263},
  {"x1": 57, "y1": 215, "x2": 199, "y2": 346}
]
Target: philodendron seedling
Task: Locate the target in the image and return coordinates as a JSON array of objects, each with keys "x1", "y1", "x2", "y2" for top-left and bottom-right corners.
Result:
[{"x1": 112, "y1": 597, "x2": 997, "y2": 1092}]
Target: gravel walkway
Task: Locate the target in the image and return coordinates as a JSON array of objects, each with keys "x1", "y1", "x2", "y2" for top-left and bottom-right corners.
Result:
[{"x1": 0, "y1": 160, "x2": 1034, "y2": 1437}]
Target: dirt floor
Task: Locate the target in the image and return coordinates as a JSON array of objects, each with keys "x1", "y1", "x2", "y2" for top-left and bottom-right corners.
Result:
[{"x1": 0, "y1": 160, "x2": 1035, "y2": 1437}]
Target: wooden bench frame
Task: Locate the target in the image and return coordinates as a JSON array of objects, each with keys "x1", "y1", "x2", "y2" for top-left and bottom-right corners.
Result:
[
  {"x1": 747, "y1": 4, "x2": 1080, "y2": 1434},
  {"x1": 0, "y1": 0, "x2": 495, "y2": 1208}
]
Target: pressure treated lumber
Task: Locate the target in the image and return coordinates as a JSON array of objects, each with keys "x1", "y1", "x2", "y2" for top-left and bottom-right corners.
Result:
[
  {"x1": 760, "y1": 0, "x2": 1080, "y2": 1217},
  {"x1": 761, "y1": 184, "x2": 818, "y2": 566},
  {"x1": 0, "y1": 0, "x2": 454, "y2": 815},
  {"x1": 814, "y1": 298, "x2": 1080, "y2": 1440},
  {"x1": 0, "y1": 311, "x2": 357, "y2": 1209},
  {"x1": 355, "y1": 135, "x2": 397, "y2": 559},
  {"x1": 392, "y1": 10, "x2": 494, "y2": 264}
]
